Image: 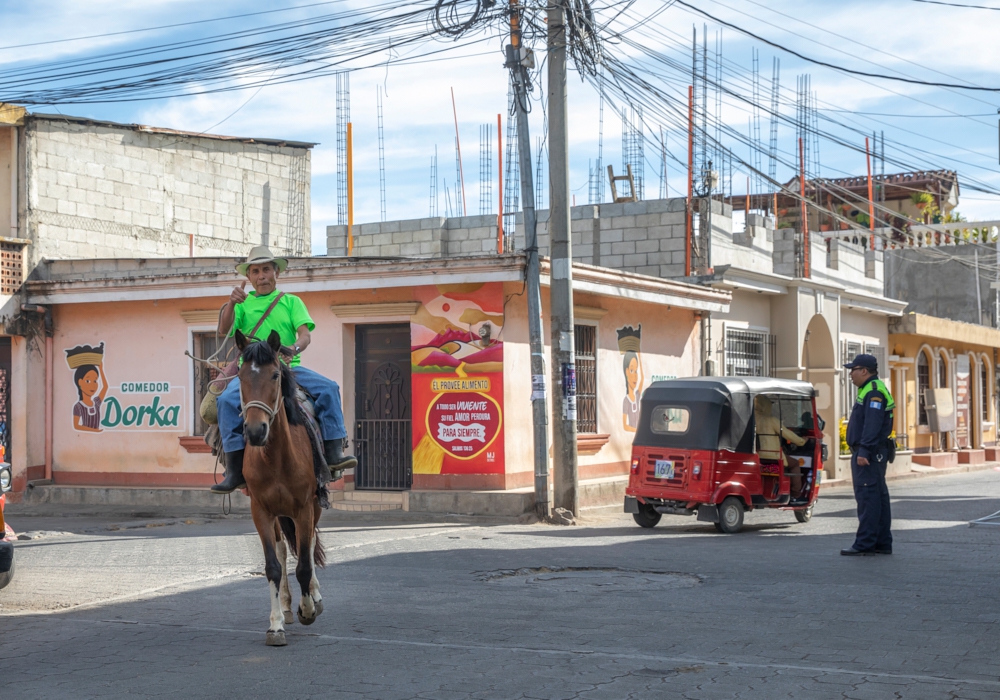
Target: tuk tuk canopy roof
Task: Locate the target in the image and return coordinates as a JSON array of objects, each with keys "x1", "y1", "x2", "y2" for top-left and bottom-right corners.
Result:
[
  {"x1": 642, "y1": 377, "x2": 816, "y2": 404},
  {"x1": 635, "y1": 377, "x2": 816, "y2": 452}
]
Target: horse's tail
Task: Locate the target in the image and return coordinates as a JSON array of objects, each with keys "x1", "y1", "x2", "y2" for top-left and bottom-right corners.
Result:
[
  {"x1": 278, "y1": 516, "x2": 297, "y2": 553},
  {"x1": 314, "y1": 528, "x2": 326, "y2": 568},
  {"x1": 278, "y1": 516, "x2": 325, "y2": 567}
]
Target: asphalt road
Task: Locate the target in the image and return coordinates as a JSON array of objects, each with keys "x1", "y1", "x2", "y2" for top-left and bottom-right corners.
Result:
[{"x1": 2, "y1": 471, "x2": 1000, "y2": 699}]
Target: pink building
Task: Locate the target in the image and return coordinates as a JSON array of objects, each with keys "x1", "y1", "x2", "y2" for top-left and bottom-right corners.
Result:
[{"x1": 6, "y1": 254, "x2": 728, "y2": 515}]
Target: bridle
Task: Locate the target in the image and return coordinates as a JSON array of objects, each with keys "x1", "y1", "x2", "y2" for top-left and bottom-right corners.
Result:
[{"x1": 240, "y1": 362, "x2": 283, "y2": 428}]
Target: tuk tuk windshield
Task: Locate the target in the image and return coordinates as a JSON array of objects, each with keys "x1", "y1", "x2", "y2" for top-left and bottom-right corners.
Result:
[
  {"x1": 756, "y1": 395, "x2": 815, "y2": 436},
  {"x1": 778, "y1": 397, "x2": 816, "y2": 434}
]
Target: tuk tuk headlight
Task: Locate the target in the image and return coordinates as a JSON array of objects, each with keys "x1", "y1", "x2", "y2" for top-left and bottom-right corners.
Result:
[
  {"x1": 0, "y1": 465, "x2": 11, "y2": 492},
  {"x1": 630, "y1": 458, "x2": 640, "y2": 474}
]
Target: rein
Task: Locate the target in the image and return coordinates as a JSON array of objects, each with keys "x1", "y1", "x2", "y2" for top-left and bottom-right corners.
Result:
[{"x1": 240, "y1": 363, "x2": 283, "y2": 428}]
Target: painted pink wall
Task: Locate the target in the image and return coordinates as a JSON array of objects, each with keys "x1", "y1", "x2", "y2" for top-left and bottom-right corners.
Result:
[
  {"x1": 38, "y1": 281, "x2": 702, "y2": 489},
  {"x1": 502, "y1": 288, "x2": 701, "y2": 486}
]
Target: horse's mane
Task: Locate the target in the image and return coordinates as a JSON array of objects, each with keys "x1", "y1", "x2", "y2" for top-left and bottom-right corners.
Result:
[{"x1": 240, "y1": 341, "x2": 303, "y2": 427}]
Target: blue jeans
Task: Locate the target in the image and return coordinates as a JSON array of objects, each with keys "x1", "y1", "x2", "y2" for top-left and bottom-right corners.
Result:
[{"x1": 217, "y1": 365, "x2": 348, "y2": 453}]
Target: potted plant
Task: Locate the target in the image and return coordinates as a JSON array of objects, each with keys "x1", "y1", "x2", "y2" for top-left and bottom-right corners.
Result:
[{"x1": 910, "y1": 191, "x2": 934, "y2": 224}]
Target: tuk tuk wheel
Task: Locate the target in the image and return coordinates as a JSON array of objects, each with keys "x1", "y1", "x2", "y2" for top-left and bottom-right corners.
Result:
[
  {"x1": 0, "y1": 556, "x2": 13, "y2": 590},
  {"x1": 632, "y1": 502, "x2": 662, "y2": 528},
  {"x1": 717, "y1": 497, "x2": 745, "y2": 534},
  {"x1": 794, "y1": 505, "x2": 814, "y2": 523}
]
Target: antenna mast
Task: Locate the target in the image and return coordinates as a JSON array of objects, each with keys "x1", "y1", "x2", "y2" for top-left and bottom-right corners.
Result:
[{"x1": 377, "y1": 86, "x2": 386, "y2": 222}]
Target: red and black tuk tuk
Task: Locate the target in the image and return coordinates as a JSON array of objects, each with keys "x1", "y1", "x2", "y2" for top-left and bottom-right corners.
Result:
[
  {"x1": 624, "y1": 377, "x2": 827, "y2": 533},
  {"x1": 0, "y1": 461, "x2": 13, "y2": 589}
]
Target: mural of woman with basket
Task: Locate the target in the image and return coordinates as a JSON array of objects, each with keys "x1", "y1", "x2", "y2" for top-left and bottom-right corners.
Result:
[{"x1": 66, "y1": 342, "x2": 109, "y2": 433}]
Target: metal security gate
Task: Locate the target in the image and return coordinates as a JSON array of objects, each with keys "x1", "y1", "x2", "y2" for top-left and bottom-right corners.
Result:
[{"x1": 354, "y1": 324, "x2": 412, "y2": 490}]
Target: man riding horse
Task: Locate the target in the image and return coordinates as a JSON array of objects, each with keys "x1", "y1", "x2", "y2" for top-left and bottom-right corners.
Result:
[{"x1": 211, "y1": 245, "x2": 357, "y2": 494}]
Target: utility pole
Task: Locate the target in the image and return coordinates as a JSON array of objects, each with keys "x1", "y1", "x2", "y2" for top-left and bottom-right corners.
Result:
[
  {"x1": 548, "y1": 0, "x2": 578, "y2": 518},
  {"x1": 506, "y1": 0, "x2": 549, "y2": 520},
  {"x1": 702, "y1": 162, "x2": 714, "y2": 376}
]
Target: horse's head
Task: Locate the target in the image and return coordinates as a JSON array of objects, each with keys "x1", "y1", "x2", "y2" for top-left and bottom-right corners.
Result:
[{"x1": 234, "y1": 329, "x2": 285, "y2": 447}]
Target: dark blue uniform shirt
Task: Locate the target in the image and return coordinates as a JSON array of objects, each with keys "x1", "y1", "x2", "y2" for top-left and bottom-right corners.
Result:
[{"x1": 846, "y1": 375, "x2": 894, "y2": 462}]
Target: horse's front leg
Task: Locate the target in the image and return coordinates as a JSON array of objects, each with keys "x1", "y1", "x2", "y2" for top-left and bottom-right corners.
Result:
[
  {"x1": 294, "y1": 512, "x2": 318, "y2": 625},
  {"x1": 251, "y1": 501, "x2": 286, "y2": 646},
  {"x1": 273, "y1": 521, "x2": 293, "y2": 625}
]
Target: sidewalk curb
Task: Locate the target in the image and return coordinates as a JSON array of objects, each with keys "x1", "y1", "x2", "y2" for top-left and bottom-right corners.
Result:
[{"x1": 822, "y1": 461, "x2": 999, "y2": 491}]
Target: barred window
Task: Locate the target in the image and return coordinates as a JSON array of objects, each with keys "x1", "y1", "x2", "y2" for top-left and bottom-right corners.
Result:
[
  {"x1": 864, "y1": 344, "x2": 887, "y2": 386},
  {"x1": 192, "y1": 332, "x2": 231, "y2": 437},
  {"x1": 842, "y1": 341, "x2": 862, "y2": 419},
  {"x1": 724, "y1": 328, "x2": 775, "y2": 377},
  {"x1": 917, "y1": 351, "x2": 930, "y2": 426},
  {"x1": 575, "y1": 324, "x2": 598, "y2": 434}
]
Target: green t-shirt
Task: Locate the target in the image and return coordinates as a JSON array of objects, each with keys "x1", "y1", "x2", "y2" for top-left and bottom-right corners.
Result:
[{"x1": 229, "y1": 290, "x2": 315, "y2": 367}]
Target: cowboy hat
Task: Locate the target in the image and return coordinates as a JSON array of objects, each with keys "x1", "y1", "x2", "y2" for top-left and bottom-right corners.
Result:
[{"x1": 236, "y1": 245, "x2": 288, "y2": 276}]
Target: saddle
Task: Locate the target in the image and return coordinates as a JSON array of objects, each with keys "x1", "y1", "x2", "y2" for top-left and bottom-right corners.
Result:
[{"x1": 203, "y1": 388, "x2": 331, "y2": 509}]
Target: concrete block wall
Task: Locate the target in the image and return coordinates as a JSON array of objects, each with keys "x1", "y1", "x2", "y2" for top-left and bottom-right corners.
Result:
[
  {"x1": 820, "y1": 236, "x2": 883, "y2": 292},
  {"x1": 327, "y1": 214, "x2": 501, "y2": 257},
  {"x1": 324, "y1": 198, "x2": 888, "y2": 295},
  {"x1": 772, "y1": 228, "x2": 797, "y2": 276},
  {"x1": 24, "y1": 117, "x2": 311, "y2": 270},
  {"x1": 328, "y1": 198, "x2": 699, "y2": 280},
  {"x1": 713, "y1": 209, "x2": 776, "y2": 271}
]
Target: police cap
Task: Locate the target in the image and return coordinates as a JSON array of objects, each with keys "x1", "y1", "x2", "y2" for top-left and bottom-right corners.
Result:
[{"x1": 843, "y1": 353, "x2": 878, "y2": 372}]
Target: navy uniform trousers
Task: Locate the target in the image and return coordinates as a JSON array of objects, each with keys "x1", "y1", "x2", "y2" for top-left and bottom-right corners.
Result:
[{"x1": 851, "y1": 451, "x2": 892, "y2": 552}]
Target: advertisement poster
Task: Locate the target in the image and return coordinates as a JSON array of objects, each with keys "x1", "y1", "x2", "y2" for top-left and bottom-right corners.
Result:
[
  {"x1": 66, "y1": 342, "x2": 185, "y2": 433},
  {"x1": 411, "y1": 283, "x2": 504, "y2": 475}
]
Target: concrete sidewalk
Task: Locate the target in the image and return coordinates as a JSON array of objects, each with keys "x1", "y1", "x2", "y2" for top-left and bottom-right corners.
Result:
[{"x1": 12, "y1": 461, "x2": 999, "y2": 520}]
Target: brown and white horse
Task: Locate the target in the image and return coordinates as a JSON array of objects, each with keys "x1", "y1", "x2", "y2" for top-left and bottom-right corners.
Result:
[{"x1": 234, "y1": 329, "x2": 326, "y2": 646}]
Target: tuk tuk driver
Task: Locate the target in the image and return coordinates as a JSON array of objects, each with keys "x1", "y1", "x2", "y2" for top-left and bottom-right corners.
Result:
[
  {"x1": 210, "y1": 245, "x2": 357, "y2": 494},
  {"x1": 754, "y1": 396, "x2": 808, "y2": 497},
  {"x1": 841, "y1": 353, "x2": 894, "y2": 556}
]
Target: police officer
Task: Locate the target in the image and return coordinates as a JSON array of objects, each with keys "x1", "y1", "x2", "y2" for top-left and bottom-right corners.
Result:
[{"x1": 842, "y1": 353, "x2": 895, "y2": 556}]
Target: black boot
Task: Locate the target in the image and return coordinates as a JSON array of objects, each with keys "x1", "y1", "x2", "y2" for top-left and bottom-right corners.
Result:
[
  {"x1": 211, "y1": 449, "x2": 246, "y2": 494},
  {"x1": 324, "y1": 439, "x2": 357, "y2": 480}
]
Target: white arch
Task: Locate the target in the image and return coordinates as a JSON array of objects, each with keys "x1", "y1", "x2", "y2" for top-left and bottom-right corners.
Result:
[
  {"x1": 968, "y1": 351, "x2": 983, "y2": 448},
  {"x1": 936, "y1": 348, "x2": 951, "y2": 388},
  {"x1": 980, "y1": 353, "x2": 993, "y2": 425}
]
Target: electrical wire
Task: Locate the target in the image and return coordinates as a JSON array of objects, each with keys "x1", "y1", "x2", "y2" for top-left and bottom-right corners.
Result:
[
  {"x1": 0, "y1": 1, "x2": 504, "y2": 105},
  {"x1": 603, "y1": 5, "x2": 1000, "y2": 200},
  {"x1": 903, "y1": 0, "x2": 1000, "y2": 9},
  {"x1": 669, "y1": 0, "x2": 1000, "y2": 93},
  {"x1": 718, "y1": 0, "x2": 1000, "y2": 109},
  {"x1": 0, "y1": 0, "x2": 357, "y2": 52}
]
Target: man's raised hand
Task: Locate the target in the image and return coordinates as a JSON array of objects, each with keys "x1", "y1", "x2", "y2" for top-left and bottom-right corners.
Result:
[{"x1": 231, "y1": 281, "x2": 248, "y2": 306}]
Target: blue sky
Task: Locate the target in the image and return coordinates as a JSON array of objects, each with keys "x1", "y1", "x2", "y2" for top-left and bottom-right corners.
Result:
[{"x1": 2, "y1": 0, "x2": 999, "y2": 253}]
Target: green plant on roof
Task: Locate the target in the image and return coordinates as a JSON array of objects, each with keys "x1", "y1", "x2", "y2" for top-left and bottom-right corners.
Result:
[{"x1": 910, "y1": 191, "x2": 934, "y2": 210}]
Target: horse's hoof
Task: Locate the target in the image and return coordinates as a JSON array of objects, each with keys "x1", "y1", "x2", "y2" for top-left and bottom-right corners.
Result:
[
  {"x1": 315, "y1": 599, "x2": 324, "y2": 616},
  {"x1": 265, "y1": 630, "x2": 287, "y2": 647},
  {"x1": 283, "y1": 610, "x2": 295, "y2": 625},
  {"x1": 297, "y1": 609, "x2": 317, "y2": 626}
]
